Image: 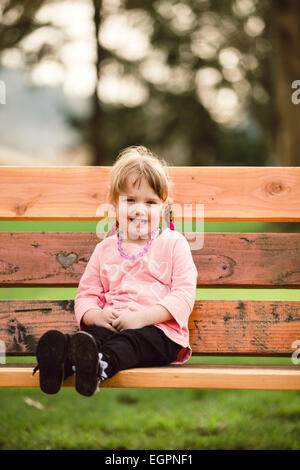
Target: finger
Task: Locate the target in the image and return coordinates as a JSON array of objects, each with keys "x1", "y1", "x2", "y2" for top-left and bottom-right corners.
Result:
[
  {"x1": 112, "y1": 318, "x2": 119, "y2": 327},
  {"x1": 112, "y1": 318, "x2": 123, "y2": 332},
  {"x1": 94, "y1": 318, "x2": 117, "y2": 332},
  {"x1": 105, "y1": 322, "x2": 118, "y2": 333}
]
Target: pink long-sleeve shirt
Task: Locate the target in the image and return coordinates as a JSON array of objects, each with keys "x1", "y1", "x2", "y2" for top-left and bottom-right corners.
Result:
[{"x1": 74, "y1": 227, "x2": 198, "y2": 364}]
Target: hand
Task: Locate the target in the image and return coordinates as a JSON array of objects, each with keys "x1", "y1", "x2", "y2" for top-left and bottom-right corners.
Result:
[
  {"x1": 82, "y1": 307, "x2": 120, "y2": 332},
  {"x1": 111, "y1": 309, "x2": 149, "y2": 332}
]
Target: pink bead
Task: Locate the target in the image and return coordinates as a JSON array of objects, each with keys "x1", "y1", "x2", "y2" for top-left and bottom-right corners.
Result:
[{"x1": 117, "y1": 226, "x2": 160, "y2": 260}]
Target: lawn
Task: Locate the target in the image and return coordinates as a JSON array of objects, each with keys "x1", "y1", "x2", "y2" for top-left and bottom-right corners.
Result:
[{"x1": 1, "y1": 356, "x2": 300, "y2": 450}]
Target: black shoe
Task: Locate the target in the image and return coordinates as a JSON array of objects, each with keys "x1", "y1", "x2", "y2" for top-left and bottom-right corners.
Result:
[
  {"x1": 34, "y1": 330, "x2": 69, "y2": 394},
  {"x1": 70, "y1": 331, "x2": 100, "y2": 397}
]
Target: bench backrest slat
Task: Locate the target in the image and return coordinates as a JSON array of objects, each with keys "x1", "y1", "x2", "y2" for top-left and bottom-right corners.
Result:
[
  {"x1": 0, "y1": 232, "x2": 299, "y2": 287},
  {"x1": 1, "y1": 166, "x2": 300, "y2": 221},
  {"x1": 1, "y1": 299, "x2": 300, "y2": 356}
]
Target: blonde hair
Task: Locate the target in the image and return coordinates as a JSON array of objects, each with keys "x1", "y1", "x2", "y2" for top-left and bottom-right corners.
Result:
[{"x1": 107, "y1": 145, "x2": 173, "y2": 206}]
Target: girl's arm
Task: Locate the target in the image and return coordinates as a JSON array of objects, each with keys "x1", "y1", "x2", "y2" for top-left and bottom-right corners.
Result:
[
  {"x1": 142, "y1": 304, "x2": 173, "y2": 325},
  {"x1": 74, "y1": 243, "x2": 106, "y2": 328},
  {"x1": 111, "y1": 304, "x2": 172, "y2": 332},
  {"x1": 82, "y1": 306, "x2": 119, "y2": 332},
  {"x1": 154, "y1": 234, "x2": 198, "y2": 329}
]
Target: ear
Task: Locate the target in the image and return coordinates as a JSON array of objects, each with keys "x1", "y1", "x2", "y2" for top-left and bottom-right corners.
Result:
[{"x1": 163, "y1": 203, "x2": 172, "y2": 224}]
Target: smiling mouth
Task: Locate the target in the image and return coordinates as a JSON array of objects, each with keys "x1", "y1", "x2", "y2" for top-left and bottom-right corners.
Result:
[{"x1": 129, "y1": 218, "x2": 148, "y2": 224}]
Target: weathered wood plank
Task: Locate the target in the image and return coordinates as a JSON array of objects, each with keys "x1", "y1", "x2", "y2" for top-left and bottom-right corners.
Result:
[
  {"x1": 0, "y1": 232, "x2": 97, "y2": 286},
  {"x1": 1, "y1": 364, "x2": 300, "y2": 390},
  {"x1": 189, "y1": 300, "x2": 300, "y2": 356},
  {"x1": 0, "y1": 300, "x2": 77, "y2": 355},
  {"x1": 1, "y1": 299, "x2": 299, "y2": 356},
  {"x1": 0, "y1": 232, "x2": 299, "y2": 287},
  {"x1": 1, "y1": 166, "x2": 300, "y2": 221}
]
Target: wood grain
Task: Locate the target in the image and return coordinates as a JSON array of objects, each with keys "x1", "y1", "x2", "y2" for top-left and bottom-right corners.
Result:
[
  {"x1": 1, "y1": 166, "x2": 300, "y2": 221},
  {"x1": 0, "y1": 232, "x2": 299, "y2": 287},
  {"x1": 1, "y1": 299, "x2": 299, "y2": 356},
  {"x1": 189, "y1": 300, "x2": 300, "y2": 356},
  {"x1": 1, "y1": 364, "x2": 300, "y2": 390},
  {"x1": 2, "y1": 166, "x2": 300, "y2": 389}
]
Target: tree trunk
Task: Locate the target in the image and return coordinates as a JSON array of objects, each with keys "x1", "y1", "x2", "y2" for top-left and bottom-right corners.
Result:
[
  {"x1": 271, "y1": 0, "x2": 300, "y2": 166},
  {"x1": 90, "y1": 0, "x2": 105, "y2": 165}
]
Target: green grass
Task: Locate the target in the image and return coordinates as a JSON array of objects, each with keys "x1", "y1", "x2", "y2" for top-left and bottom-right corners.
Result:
[
  {"x1": 1, "y1": 356, "x2": 299, "y2": 450},
  {"x1": 1, "y1": 380, "x2": 300, "y2": 450}
]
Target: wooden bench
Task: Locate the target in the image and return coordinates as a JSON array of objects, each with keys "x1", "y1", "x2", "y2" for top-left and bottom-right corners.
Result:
[{"x1": 0, "y1": 166, "x2": 300, "y2": 390}]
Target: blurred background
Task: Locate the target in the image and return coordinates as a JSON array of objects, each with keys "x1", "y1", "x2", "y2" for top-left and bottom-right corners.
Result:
[
  {"x1": 0, "y1": 0, "x2": 299, "y2": 167},
  {"x1": 1, "y1": 0, "x2": 300, "y2": 452}
]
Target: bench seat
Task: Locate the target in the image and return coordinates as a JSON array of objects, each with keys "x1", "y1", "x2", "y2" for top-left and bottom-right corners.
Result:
[{"x1": 1, "y1": 363, "x2": 300, "y2": 390}]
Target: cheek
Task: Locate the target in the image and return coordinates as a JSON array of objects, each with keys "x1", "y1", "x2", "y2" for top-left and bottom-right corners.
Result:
[
  {"x1": 151, "y1": 204, "x2": 162, "y2": 216},
  {"x1": 149, "y1": 206, "x2": 163, "y2": 224},
  {"x1": 116, "y1": 204, "x2": 128, "y2": 224}
]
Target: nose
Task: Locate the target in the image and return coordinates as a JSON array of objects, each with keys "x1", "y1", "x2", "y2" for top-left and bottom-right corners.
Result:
[{"x1": 131, "y1": 203, "x2": 147, "y2": 217}]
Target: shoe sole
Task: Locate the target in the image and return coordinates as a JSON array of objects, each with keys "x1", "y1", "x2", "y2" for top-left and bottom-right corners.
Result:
[
  {"x1": 36, "y1": 330, "x2": 67, "y2": 394},
  {"x1": 70, "y1": 332, "x2": 99, "y2": 397}
]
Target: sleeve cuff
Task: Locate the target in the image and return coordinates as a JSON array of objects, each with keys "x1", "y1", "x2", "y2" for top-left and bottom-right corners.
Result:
[
  {"x1": 74, "y1": 300, "x2": 104, "y2": 327},
  {"x1": 157, "y1": 294, "x2": 194, "y2": 332}
]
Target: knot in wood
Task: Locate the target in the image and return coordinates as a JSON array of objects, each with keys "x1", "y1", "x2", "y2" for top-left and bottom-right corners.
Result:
[
  {"x1": 56, "y1": 251, "x2": 78, "y2": 269},
  {"x1": 15, "y1": 202, "x2": 28, "y2": 216},
  {"x1": 266, "y1": 181, "x2": 290, "y2": 196}
]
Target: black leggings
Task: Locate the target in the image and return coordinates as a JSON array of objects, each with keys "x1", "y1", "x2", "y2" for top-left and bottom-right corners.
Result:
[{"x1": 83, "y1": 325, "x2": 183, "y2": 379}]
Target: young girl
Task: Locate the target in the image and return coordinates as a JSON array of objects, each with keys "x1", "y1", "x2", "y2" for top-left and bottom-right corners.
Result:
[{"x1": 34, "y1": 146, "x2": 198, "y2": 396}]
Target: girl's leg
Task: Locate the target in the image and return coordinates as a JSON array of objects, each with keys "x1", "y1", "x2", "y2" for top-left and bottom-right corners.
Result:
[
  {"x1": 34, "y1": 326, "x2": 117, "y2": 395},
  {"x1": 69, "y1": 325, "x2": 117, "y2": 396},
  {"x1": 35, "y1": 330, "x2": 70, "y2": 394},
  {"x1": 69, "y1": 325, "x2": 182, "y2": 396},
  {"x1": 83, "y1": 325, "x2": 117, "y2": 349},
  {"x1": 99, "y1": 325, "x2": 183, "y2": 380}
]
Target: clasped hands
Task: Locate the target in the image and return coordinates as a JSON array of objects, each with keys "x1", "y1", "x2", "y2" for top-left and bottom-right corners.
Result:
[{"x1": 82, "y1": 306, "x2": 150, "y2": 332}]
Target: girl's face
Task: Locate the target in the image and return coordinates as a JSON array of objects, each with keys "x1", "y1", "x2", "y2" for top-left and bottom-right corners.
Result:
[{"x1": 115, "y1": 173, "x2": 164, "y2": 241}]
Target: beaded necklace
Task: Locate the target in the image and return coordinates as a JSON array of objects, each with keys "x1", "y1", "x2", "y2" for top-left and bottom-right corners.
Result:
[
  {"x1": 109, "y1": 204, "x2": 175, "y2": 260},
  {"x1": 117, "y1": 226, "x2": 161, "y2": 261}
]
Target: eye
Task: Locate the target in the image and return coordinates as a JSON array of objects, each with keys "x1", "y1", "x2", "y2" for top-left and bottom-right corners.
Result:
[{"x1": 126, "y1": 198, "x2": 156, "y2": 204}]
